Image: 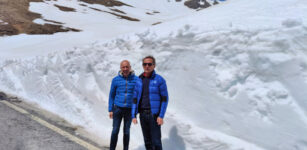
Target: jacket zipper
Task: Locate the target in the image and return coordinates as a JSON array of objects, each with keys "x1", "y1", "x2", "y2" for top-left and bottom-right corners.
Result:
[{"x1": 124, "y1": 78, "x2": 128, "y2": 105}]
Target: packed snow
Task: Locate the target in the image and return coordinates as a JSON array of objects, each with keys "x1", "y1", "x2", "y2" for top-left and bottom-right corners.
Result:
[{"x1": 0, "y1": 0, "x2": 307, "y2": 150}]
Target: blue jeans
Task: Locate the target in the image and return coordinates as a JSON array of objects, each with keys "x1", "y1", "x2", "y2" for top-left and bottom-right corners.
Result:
[
  {"x1": 139, "y1": 112, "x2": 162, "y2": 150},
  {"x1": 110, "y1": 105, "x2": 132, "y2": 150}
]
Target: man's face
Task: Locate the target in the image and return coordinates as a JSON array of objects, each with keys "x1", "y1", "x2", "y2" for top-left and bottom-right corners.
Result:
[
  {"x1": 143, "y1": 58, "x2": 155, "y2": 74},
  {"x1": 120, "y1": 61, "x2": 131, "y2": 77}
]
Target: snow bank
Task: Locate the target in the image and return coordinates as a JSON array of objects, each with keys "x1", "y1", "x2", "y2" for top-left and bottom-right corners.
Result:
[{"x1": 1, "y1": 20, "x2": 307, "y2": 149}]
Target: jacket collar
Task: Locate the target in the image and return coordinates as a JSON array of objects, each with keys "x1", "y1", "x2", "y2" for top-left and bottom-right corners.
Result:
[
  {"x1": 119, "y1": 70, "x2": 135, "y2": 78},
  {"x1": 140, "y1": 70, "x2": 156, "y2": 79}
]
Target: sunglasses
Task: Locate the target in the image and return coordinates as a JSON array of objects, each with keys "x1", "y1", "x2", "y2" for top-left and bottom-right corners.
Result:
[{"x1": 142, "y1": 63, "x2": 154, "y2": 66}]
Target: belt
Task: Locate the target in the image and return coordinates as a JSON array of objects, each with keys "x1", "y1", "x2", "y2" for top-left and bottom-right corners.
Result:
[
  {"x1": 139, "y1": 108, "x2": 151, "y2": 114},
  {"x1": 114, "y1": 105, "x2": 131, "y2": 110}
]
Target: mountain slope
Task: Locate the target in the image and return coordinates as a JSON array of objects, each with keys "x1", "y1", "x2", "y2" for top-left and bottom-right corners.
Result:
[{"x1": 0, "y1": 0, "x2": 226, "y2": 58}]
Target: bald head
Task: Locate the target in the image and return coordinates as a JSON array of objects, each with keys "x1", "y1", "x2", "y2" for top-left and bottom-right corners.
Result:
[{"x1": 120, "y1": 60, "x2": 131, "y2": 77}]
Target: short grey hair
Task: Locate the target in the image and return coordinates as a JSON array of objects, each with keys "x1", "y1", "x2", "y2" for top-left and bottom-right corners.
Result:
[{"x1": 120, "y1": 60, "x2": 131, "y2": 67}]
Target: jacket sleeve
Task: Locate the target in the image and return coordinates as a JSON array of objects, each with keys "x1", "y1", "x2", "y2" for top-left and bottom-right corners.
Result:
[
  {"x1": 108, "y1": 78, "x2": 117, "y2": 112},
  {"x1": 158, "y1": 77, "x2": 169, "y2": 118},
  {"x1": 131, "y1": 78, "x2": 140, "y2": 118}
]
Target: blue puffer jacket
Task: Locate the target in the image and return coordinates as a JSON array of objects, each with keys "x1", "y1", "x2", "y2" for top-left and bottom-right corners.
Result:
[
  {"x1": 108, "y1": 71, "x2": 138, "y2": 112},
  {"x1": 132, "y1": 70, "x2": 169, "y2": 118}
]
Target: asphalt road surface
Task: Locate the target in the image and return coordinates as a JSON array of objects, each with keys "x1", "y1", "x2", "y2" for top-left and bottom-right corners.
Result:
[{"x1": 0, "y1": 100, "x2": 104, "y2": 150}]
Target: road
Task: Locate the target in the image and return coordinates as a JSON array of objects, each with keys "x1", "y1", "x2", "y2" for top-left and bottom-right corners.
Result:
[{"x1": 0, "y1": 100, "x2": 105, "y2": 150}]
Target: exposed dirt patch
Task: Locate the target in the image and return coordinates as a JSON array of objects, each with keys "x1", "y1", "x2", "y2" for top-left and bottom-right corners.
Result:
[
  {"x1": 89, "y1": 7, "x2": 140, "y2": 22},
  {"x1": 54, "y1": 4, "x2": 76, "y2": 12},
  {"x1": 146, "y1": 10, "x2": 159, "y2": 15},
  {"x1": 80, "y1": 0, "x2": 132, "y2": 7},
  {"x1": 25, "y1": 23, "x2": 80, "y2": 34},
  {"x1": 79, "y1": 3, "x2": 87, "y2": 7},
  {"x1": 44, "y1": 19, "x2": 64, "y2": 24},
  {"x1": 89, "y1": 7, "x2": 102, "y2": 12},
  {"x1": 110, "y1": 8, "x2": 126, "y2": 14},
  {"x1": 0, "y1": 0, "x2": 80, "y2": 36},
  {"x1": 152, "y1": 22, "x2": 162, "y2": 25},
  {"x1": 103, "y1": 11, "x2": 140, "y2": 22},
  {"x1": 0, "y1": 24, "x2": 18, "y2": 35},
  {"x1": 184, "y1": 0, "x2": 211, "y2": 9}
]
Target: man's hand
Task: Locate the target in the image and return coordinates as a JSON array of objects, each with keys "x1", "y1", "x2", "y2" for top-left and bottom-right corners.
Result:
[
  {"x1": 132, "y1": 118, "x2": 138, "y2": 124},
  {"x1": 157, "y1": 117, "x2": 163, "y2": 125},
  {"x1": 109, "y1": 112, "x2": 113, "y2": 119}
]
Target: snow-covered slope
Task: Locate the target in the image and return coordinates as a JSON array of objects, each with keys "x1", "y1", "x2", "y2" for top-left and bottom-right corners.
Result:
[
  {"x1": 1, "y1": 0, "x2": 307, "y2": 150},
  {"x1": 0, "y1": 0, "x2": 194, "y2": 58}
]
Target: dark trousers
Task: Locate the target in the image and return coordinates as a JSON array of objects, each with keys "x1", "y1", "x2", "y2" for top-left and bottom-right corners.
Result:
[
  {"x1": 110, "y1": 106, "x2": 132, "y2": 150},
  {"x1": 139, "y1": 112, "x2": 162, "y2": 150}
]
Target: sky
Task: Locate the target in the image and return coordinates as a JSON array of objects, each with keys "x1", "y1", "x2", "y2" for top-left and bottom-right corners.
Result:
[{"x1": 0, "y1": 0, "x2": 307, "y2": 150}]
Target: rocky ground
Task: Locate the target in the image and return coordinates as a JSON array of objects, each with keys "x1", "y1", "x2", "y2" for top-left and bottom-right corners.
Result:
[
  {"x1": 0, "y1": 0, "x2": 80, "y2": 36},
  {"x1": 0, "y1": 0, "x2": 218, "y2": 36}
]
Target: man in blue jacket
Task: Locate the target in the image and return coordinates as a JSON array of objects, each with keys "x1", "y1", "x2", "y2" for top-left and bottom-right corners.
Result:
[
  {"x1": 109, "y1": 60, "x2": 138, "y2": 150},
  {"x1": 132, "y1": 56, "x2": 169, "y2": 150}
]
